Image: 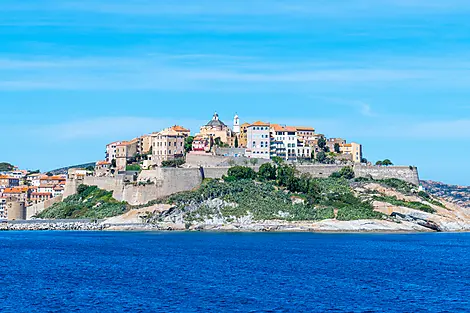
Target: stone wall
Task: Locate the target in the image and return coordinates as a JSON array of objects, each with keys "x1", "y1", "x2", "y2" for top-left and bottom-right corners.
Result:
[
  {"x1": 354, "y1": 164, "x2": 419, "y2": 185},
  {"x1": 60, "y1": 163, "x2": 420, "y2": 209},
  {"x1": 26, "y1": 196, "x2": 63, "y2": 219},
  {"x1": 65, "y1": 168, "x2": 202, "y2": 206},
  {"x1": 186, "y1": 153, "x2": 270, "y2": 168}
]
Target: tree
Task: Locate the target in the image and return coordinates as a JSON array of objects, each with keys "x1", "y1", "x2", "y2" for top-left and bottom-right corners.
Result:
[
  {"x1": 234, "y1": 136, "x2": 239, "y2": 148},
  {"x1": 184, "y1": 136, "x2": 194, "y2": 153},
  {"x1": 227, "y1": 166, "x2": 256, "y2": 180},
  {"x1": 318, "y1": 137, "x2": 327, "y2": 151},
  {"x1": 361, "y1": 158, "x2": 368, "y2": 164},
  {"x1": 334, "y1": 143, "x2": 341, "y2": 153},
  {"x1": 375, "y1": 161, "x2": 383, "y2": 166},
  {"x1": 249, "y1": 158, "x2": 259, "y2": 166},
  {"x1": 272, "y1": 156, "x2": 284, "y2": 166},
  {"x1": 316, "y1": 151, "x2": 327, "y2": 164},
  {"x1": 46, "y1": 172, "x2": 53, "y2": 176},
  {"x1": 338, "y1": 166, "x2": 355, "y2": 179},
  {"x1": 382, "y1": 159, "x2": 393, "y2": 166},
  {"x1": 86, "y1": 166, "x2": 95, "y2": 172},
  {"x1": 276, "y1": 164, "x2": 297, "y2": 187},
  {"x1": 161, "y1": 158, "x2": 185, "y2": 168},
  {"x1": 258, "y1": 163, "x2": 277, "y2": 181},
  {"x1": 209, "y1": 136, "x2": 214, "y2": 151}
]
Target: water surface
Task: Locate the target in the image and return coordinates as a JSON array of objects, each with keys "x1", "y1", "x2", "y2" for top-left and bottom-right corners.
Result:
[{"x1": 1, "y1": 232, "x2": 469, "y2": 312}]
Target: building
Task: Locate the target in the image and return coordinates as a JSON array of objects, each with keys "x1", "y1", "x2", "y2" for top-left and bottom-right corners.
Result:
[
  {"x1": 40, "y1": 175, "x2": 66, "y2": 186},
  {"x1": 340, "y1": 142, "x2": 363, "y2": 163},
  {"x1": 151, "y1": 128, "x2": 186, "y2": 166},
  {"x1": 115, "y1": 140, "x2": 139, "y2": 171},
  {"x1": 270, "y1": 124, "x2": 299, "y2": 161},
  {"x1": 26, "y1": 173, "x2": 42, "y2": 187},
  {"x1": 0, "y1": 175, "x2": 20, "y2": 188},
  {"x1": 106, "y1": 141, "x2": 122, "y2": 163},
  {"x1": 198, "y1": 112, "x2": 235, "y2": 147},
  {"x1": 95, "y1": 161, "x2": 112, "y2": 177},
  {"x1": 140, "y1": 135, "x2": 153, "y2": 155},
  {"x1": 327, "y1": 138, "x2": 347, "y2": 153},
  {"x1": 238, "y1": 122, "x2": 250, "y2": 148},
  {"x1": 31, "y1": 192, "x2": 53, "y2": 204},
  {"x1": 246, "y1": 121, "x2": 271, "y2": 159},
  {"x1": 2, "y1": 187, "x2": 31, "y2": 203},
  {"x1": 53, "y1": 185, "x2": 64, "y2": 198},
  {"x1": 169, "y1": 125, "x2": 191, "y2": 138},
  {"x1": 295, "y1": 126, "x2": 316, "y2": 146},
  {"x1": 0, "y1": 198, "x2": 6, "y2": 219},
  {"x1": 191, "y1": 135, "x2": 211, "y2": 153}
]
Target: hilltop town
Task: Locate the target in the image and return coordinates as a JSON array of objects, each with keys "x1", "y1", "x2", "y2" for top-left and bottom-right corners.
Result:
[
  {"x1": 99, "y1": 112, "x2": 365, "y2": 175},
  {"x1": 4, "y1": 112, "x2": 468, "y2": 232}
]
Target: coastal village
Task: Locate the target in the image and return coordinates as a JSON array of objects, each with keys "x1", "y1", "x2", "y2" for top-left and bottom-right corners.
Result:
[{"x1": 1, "y1": 112, "x2": 364, "y2": 220}]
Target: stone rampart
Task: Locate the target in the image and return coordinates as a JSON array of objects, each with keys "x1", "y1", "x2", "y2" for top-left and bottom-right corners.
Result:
[
  {"x1": 186, "y1": 153, "x2": 270, "y2": 168},
  {"x1": 60, "y1": 163, "x2": 419, "y2": 208},
  {"x1": 26, "y1": 196, "x2": 63, "y2": 219},
  {"x1": 354, "y1": 165, "x2": 419, "y2": 185}
]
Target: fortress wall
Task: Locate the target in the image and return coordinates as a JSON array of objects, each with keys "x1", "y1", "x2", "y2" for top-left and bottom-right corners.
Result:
[
  {"x1": 186, "y1": 153, "x2": 270, "y2": 168},
  {"x1": 354, "y1": 165, "x2": 419, "y2": 185},
  {"x1": 26, "y1": 196, "x2": 63, "y2": 219},
  {"x1": 60, "y1": 163, "x2": 419, "y2": 208},
  {"x1": 296, "y1": 165, "x2": 345, "y2": 178}
]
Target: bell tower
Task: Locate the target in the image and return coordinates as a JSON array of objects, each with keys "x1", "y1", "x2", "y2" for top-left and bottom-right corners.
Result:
[{"x1": 233, "y1": 114, "x2": 240, "y2": 133}]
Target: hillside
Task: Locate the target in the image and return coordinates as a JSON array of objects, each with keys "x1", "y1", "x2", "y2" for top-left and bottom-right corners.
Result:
[
  {"x1": 422, "y1": 180, "x2": 470, "y2": 209},
  {"x1": 37, "y1": 165, "x2": 470, "y2": 232},
  {"x1": 48, "y1": 162, "x2": 95, "y2": 175},
  {"x1": 36, "y1": 185, "x2": 127, "y2": 219}
]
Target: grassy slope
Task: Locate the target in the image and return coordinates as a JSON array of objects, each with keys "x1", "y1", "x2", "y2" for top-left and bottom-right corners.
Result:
[{"x1": 36, "y1": 186, "x2": 127, "y2": 219}]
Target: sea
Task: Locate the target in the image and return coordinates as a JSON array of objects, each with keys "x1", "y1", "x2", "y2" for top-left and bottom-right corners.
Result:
[{"x1": 1, "y1": 231, "x2": 469, "y2": 312}]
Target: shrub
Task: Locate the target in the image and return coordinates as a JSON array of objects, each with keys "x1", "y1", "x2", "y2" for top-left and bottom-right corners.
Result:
[
  {"x1": 126, "y1": 164, "x2": 141, "y2": 171},
  {"x1": 227, "y1": 166, "x2": 256, "y2": 180},
  {"x1": 161, "y1": 158, "x2": 185, "y2": 168},
  {"x1": 258, "y1": 163, "x2": 277, "y2": 181}
]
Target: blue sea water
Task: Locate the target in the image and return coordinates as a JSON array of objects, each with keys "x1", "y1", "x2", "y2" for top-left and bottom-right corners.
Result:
[{"x1": 1, "y1": 232, "x2": 470, "y2": 312}]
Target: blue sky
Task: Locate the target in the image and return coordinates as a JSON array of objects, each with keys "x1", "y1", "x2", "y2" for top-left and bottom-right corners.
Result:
[{"x1": 1, "y1": 0, "x2": 470, "y2": 185}]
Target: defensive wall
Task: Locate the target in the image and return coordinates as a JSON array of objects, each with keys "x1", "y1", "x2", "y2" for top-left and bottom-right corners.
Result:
[
  {"x1": 26, "y1": 196, "x2": 63, "y2": 219},
  {"x1": 60, "y1": 163, "x2": 419, "y2": 211}
]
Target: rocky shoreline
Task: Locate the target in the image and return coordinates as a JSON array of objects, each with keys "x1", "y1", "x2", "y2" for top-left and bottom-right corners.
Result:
[{"x1": 0, "y1": 219, "x2": 440, "y2": 232}]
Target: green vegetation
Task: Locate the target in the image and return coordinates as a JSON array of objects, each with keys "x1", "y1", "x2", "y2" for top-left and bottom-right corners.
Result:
[
  {"x1": 373, "y1": 195, "x2": 436, "y2": 213},
  {"x1": 418, "y1": 191, "x2": 446, "y2": 208},
  {"x1": 161, "y1": 158, "x2": 185, "y2": 168},
  {"x1": 167, "y1": 164, "x2": 384, "y2": 223},
  {"x1": 126, "y1": 164, "x2": 142, "y2": 172},
  {"x1": 376, "y1": 159, "x2": 393, "y2": 166},
  {"x1": 184, "y1": 136, "x2": 194, "y2": 153},
  {"x1": 0, "y1": 162, "x2": 14, "y2": 171},
  {"x1": 37, "y1": 185, "x2": 127, "y2": 219},
  {"x1": 330, "y1": 167, "x2": 355, "y2": 179}
]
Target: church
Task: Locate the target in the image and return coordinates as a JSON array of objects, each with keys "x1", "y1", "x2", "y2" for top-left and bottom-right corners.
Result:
[{"x1": 192, "y1": 113, "x2": 241, "y2": 152}]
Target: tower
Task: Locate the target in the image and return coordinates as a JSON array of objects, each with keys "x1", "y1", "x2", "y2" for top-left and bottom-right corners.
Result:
[{"x1": 233, "y1": 114, "x2": 240, "y2": 133}]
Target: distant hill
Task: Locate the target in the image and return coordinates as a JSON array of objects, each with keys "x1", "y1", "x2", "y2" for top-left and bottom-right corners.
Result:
[
  {"x1": 48, "y1": 162, "x2": 96, "y2": 175},
  {"x1": 421, "y1": 180, "x2": 470, "y2": 209},
  {"x1": 0, "y1": 162, "x2": 14, "y2": 171}
]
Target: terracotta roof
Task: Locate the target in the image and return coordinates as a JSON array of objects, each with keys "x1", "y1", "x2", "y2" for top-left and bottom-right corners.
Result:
[
  {"x1": 96, "y1": 161, "x2": 111, "y2": 165},
  {"x1": 3, "y1": 187, "x2": 29, "y2": 193},
  {"x1": 250, "y1": 121, "x2": 270, "y2": 127},
  {"x1": 0, "y1": 175, "x2": 16, "y2": 180},
  {"x1": 53, "y1": 186, "x2": 64, "y2": 191},
  {"x1": 341, "y1": 144, "x2": 352, "y2": 147},
  {"x1": 31, "y1": 192, "x2": 53, "y2": 197},
  {"x1": 295, "y1": 126, "x2": 315, "y2": 131},
  {"x1": 284, "y1": 126, "x2": 297, "y2": 132},
  {"x1": 38, "y1": 184, "x2": 55, "y2": 188},
  {"x1": 270, "y1": 124, "x2": 285, "y2": 131},
  {"x1": 171, "y1": 125, "x2": 190, "y2": 132},
  {"x1": 40, "y1": 176, "x2": 65, "y2": 181}
]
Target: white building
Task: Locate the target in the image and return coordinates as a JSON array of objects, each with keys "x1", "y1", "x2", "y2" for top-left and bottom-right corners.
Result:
[
  {"x1": 106, "y1": 141, "x2": 122, "y2": 163},
  {"x1": 246, "y1": 121, "x2": 271, "y2": 159},
  {"x1": 270, "y1": 124, "x2": 299, "y2": 161}
]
